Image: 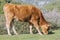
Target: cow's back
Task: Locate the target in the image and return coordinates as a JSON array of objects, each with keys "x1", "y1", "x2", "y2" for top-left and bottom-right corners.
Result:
[{"x1": 3, "y1": 3, "x2": 40, "y2": 21}]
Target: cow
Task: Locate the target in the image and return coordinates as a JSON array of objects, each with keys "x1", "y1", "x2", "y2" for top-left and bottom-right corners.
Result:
[{"x1": 3, "y1": 3, "x2": 50, "y2": 35}]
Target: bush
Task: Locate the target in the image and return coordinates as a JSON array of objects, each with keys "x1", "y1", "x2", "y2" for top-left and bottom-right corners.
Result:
[{"x1": 0, "y1": 14, "x2": 38, "y2": 35}]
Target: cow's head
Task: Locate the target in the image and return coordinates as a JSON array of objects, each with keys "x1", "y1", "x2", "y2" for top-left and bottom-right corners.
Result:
[{"x1": 41, "y1": 24, "x2": 51, "y2": 34}]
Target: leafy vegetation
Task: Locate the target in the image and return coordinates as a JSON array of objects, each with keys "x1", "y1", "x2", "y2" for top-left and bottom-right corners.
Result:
[{"x1": 0, "y1": 0, "x2": 5, "y2": 14}]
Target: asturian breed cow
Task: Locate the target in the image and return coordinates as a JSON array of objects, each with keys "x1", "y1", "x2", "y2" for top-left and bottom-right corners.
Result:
[{"x1": 3, "y1": 3, "x2": 50, "y2": 35}]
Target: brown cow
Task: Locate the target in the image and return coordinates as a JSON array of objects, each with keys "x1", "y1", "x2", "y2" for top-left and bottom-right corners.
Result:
[{"x1": 3, "y1": 3, "x2": 50, "y2": 35}]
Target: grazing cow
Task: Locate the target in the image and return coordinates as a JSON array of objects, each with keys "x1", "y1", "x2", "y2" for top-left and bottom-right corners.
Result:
[{"x1": 3, "y1": 3, "x2": 50, "y2": 35}]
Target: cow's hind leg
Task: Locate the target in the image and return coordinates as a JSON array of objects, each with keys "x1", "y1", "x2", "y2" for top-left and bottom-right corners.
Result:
[
  {"x1": 6, "y1": 18, "x2": 13, "y2": 35},
  {"x1": 5, "y1": 12, "x2": 14, "y2": 35},
  {"x1": 6, "y1": 22, "x2": 11, "y2": 35},
  {"x1": 12, "y1": 25, "x2": 18, "y2": 35}
]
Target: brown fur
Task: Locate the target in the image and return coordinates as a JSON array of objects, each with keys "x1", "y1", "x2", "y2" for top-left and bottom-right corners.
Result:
[{"x1": 3, "y1": 3, "x2": 50, "y2": 35}]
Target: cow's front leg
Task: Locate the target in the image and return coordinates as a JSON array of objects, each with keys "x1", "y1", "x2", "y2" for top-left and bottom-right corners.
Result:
[
  {"x1": 34, "y1": 23, "x2": 42, "y2": 35},
  {"x1": 30, "y1": 20, "x2": 42, "y2": 35},
  {"x1": 29, "y1": 25, "x2": 33, "y2": 34}
]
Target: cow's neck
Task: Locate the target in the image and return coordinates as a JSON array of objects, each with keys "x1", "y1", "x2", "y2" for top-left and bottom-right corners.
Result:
[{"x1": 40, "y1": 13, "x2": 48, "y2": 26}]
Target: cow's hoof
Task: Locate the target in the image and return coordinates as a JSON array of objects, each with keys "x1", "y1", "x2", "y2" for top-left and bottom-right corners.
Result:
[
  {"x1": 37, "y1": 33, "x2": 43, "y2": 35},
  {"x1": 8, "y1": 34, "x2": 12, "y2": 36}
]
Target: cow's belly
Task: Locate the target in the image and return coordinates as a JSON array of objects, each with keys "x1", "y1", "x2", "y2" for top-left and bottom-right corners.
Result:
[{"x1": 14, "y1": 14, "x2": 31, "y2": 22}]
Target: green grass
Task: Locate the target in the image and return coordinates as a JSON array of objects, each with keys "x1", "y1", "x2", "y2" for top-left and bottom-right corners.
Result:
[{"x1": 0, "y1": 29, "x2": 60, "y2": 40}]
